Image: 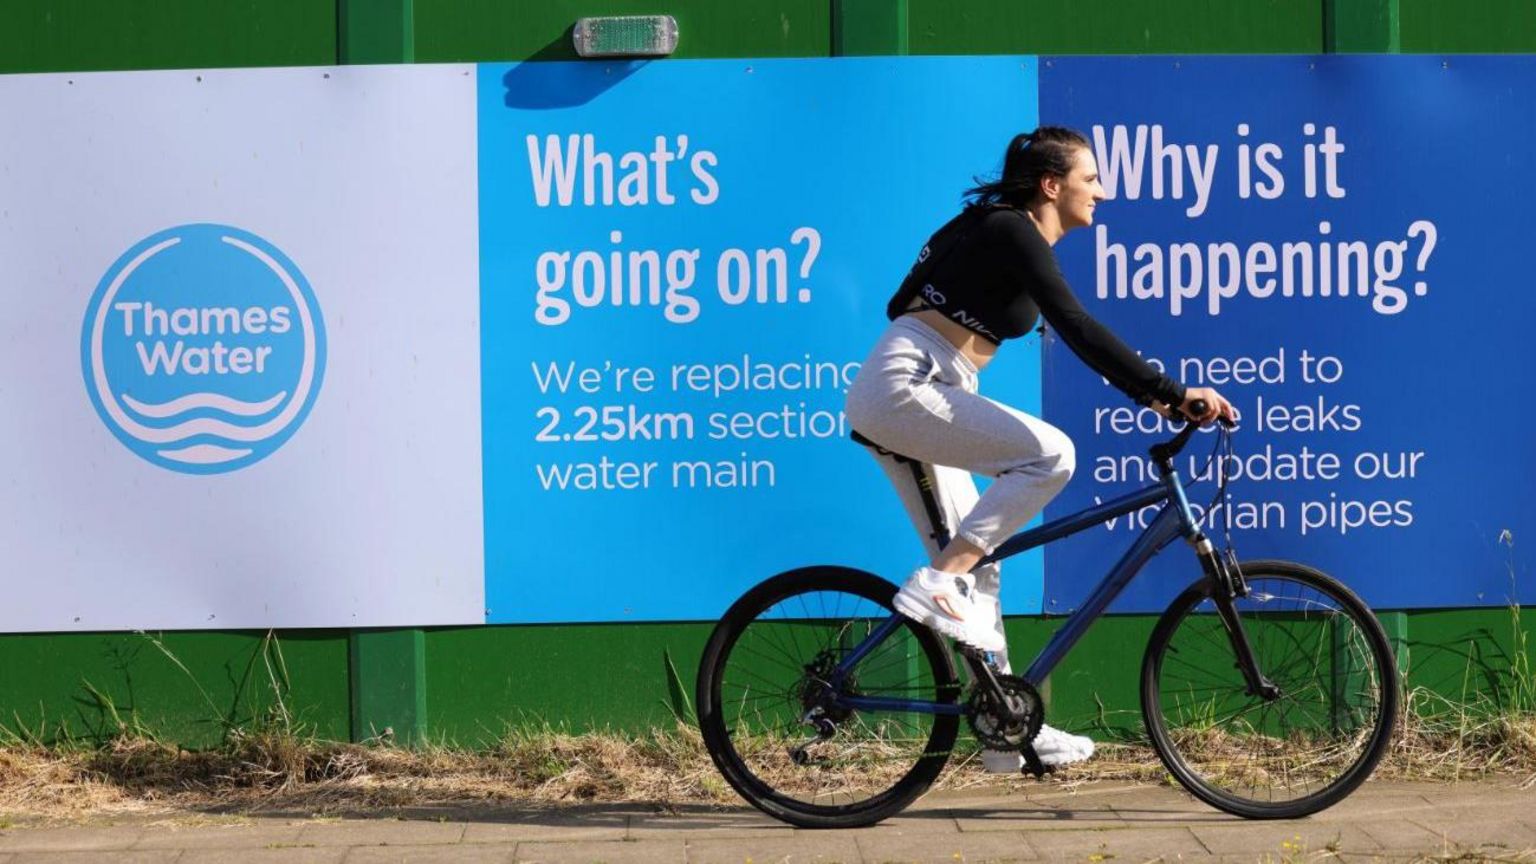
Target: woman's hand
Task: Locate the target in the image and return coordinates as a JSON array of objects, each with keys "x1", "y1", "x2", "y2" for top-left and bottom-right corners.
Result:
[{"x1": 1176, "y1": 387, "x2": 1239, "y2": 425}]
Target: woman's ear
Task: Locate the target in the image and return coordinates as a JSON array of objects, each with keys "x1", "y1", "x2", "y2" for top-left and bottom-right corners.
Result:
[{"x1": 1038, "y1": 173, "x2": 1061, "y2": 202}]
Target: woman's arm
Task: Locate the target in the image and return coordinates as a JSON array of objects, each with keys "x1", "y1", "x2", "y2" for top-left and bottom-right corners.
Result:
[{"x1": 1001, "y1": 214, "x2": 1186, "y2": 408}]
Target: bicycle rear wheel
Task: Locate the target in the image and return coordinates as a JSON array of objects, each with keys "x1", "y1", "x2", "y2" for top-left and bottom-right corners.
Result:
[
  {"x1": 1142, "y1": 559, "x2": 1398, "y2": 819},
  {"x1": 696, "y1": 566, "x2": 962, "y2": 828}
]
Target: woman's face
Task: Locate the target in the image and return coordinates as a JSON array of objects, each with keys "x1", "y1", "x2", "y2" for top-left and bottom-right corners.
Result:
[{"x1": 1052, "y1": 146, "x2": 1106, "y2": 230}]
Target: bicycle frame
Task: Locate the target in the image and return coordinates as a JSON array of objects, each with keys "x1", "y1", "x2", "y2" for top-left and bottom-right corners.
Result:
[{"x1": 830, "y1": 467, "x2": 1205, "y2": 718}]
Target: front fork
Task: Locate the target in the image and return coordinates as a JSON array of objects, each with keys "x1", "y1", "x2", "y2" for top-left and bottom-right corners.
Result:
[{"x1": 1195, "y1": 536, "x2": 1281, "y2": 701}]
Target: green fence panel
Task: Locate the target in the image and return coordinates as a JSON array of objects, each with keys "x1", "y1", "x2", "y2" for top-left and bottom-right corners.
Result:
[
  {"x1": 0, "y1": 0, "x2": 335, "y2": 74},
  {"x1": 1400, "y1": 0, "x2": 1536, "y2": 52},
  {"x1": 413, "y1": 0, "x2": 831, "y2": 62},
  {"x1": 1403, "y1": 606, "x2": 1535, "y2": 715},
  {"x1": 908, "y1": 0, "x2": 1322, "y2": 55},
  {"x1": 422, "y1": 622, "x2": 714, "y2": 744},
  {"x1": 0, "y1": 630, "x2": 350, "y2": 747},
  {"x1": 1025, "y1": 615, "x2": 1161, "y2": 738}
]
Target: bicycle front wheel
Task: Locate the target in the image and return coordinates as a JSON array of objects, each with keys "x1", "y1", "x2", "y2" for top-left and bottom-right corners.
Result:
[
  {"x1": 1142, "y1": 559, "x2": 1398, "y2": 819},
  {"x1": 696, "y1": 566, "x2": 962, "y2": 828}
]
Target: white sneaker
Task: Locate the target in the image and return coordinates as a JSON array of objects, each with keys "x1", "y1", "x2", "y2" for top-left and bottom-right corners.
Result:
[
  {"x1": 892, "y1": 566, "x2": 1006, "y2": 653},
  {"x1": 1032, "y1": 723, "x2": 1096, "y2": 767}
]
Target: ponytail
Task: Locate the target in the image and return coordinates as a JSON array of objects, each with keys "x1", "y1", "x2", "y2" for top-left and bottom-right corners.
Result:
[{"x1": 965, "y1": 126, "x2": 1091, "y2": 209}]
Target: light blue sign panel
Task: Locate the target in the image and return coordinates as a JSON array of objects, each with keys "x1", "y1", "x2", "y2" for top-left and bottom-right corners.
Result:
[
  {"x1": 1041, "y1": 56, "x2": 1535, "y2": 612},
  {"x1": 480, "y1": 57, "x2": 1041, "y2": 623}
]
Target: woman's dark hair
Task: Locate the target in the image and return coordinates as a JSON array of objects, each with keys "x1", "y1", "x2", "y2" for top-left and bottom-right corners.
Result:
[{"x1": 965, "y1": 126, "x2": 1092, "y2": 209}]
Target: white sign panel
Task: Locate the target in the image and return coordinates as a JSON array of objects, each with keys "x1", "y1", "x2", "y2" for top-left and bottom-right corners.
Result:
[{"x1": 0, "y1": 65, "x2": 485, "y2": 631}]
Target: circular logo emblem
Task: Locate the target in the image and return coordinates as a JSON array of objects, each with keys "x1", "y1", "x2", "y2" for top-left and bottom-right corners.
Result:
[{"x1": 81, "y1": 224, "x2": 326, "y2": 474}]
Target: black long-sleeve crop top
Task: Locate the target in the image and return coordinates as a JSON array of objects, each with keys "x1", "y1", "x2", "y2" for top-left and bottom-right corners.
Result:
[{"x1": 887, "y1": 206, "x2": 1186, "y2": 409}]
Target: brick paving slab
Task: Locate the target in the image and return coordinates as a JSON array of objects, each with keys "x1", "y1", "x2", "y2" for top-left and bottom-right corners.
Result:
[
  {"x1": 453, "y1": 804, "x2": 634, "y2": 843},
  {"x1": 1421, "y1": 798, "x2": 1536, "y2": 828},
  {"x1": 1308, "y1": 795, "x2": 1446, "y2": 823},
  {"x1": 809, "y1": 810, "x2": 963, "y2": 840},
  {"x1": 685, "y1": 834, "x2": 862, "y2": 864},
  {"x1": 344, "y1": 845, "x2": 516, "y2": 863},
  {"x1": 1406, "y1": 818, "x2": 1536, "y2": 852},
  {"x1": 1190, "y1": 822, "x2": 1382, "y2": 856},
  {"x1": 10, "y1": 848, "x2": 182, "y2": 854},
  {"x1": 0, "y1": 827, "x2": 146, "y2": 853},
  {"x1": 0, "y1": 779, "x2": 1532, "y2": 863},
  {"x1": 1011, "y1": 782, "x2": 1159, "y2": 802},
  {"x1": 1100, "y1": 801, "x2": 1237, "y2": 826},
  {"x1": 855, "y1": 828, "x2": 1037, "y2": 863},
  {"x1": 515, "y1": 839, "x2": 685, "y2": 863},
  {"x1": 1357, "y1": 817, "x2": 1457, "y2": 853},
  {"x1": 627, "y1": 809, "x2": 792, "y2": 840},
  {"x1": 179, "y1": 848, "x2": 349, "y2": 864},
  {"x1": 1414, "y1": 785, "x2": 1527, "y2": 811},
  {"x1": 134, "y1": 823, "x2": 307, "y2": 849},
  {"x1": 952, "y1": 804, "x2": 1127, "y2": 834},
  {"x1": 462, "y1": 816, "x2": 627, "y2": 845},
  {"x1": 1023, "y1": 826, "x2": 1208, "y2": 860},
  {"x1": 296, "y1": 820, "x2": 467, "y2": 847}
]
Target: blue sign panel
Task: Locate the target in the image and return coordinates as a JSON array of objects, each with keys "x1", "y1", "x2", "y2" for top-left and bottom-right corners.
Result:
[
  {"x1": 1040, "y1": 56, "x2": 1536, "y2": 612},
  {"x1": 479, "y1": 57, "x2": 1042, "y2": 623}
]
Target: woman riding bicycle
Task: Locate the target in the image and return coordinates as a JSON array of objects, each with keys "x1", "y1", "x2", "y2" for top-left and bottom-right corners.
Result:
[{"x1": 844, "y1": 127, "x2": 1239, "y2": 772}]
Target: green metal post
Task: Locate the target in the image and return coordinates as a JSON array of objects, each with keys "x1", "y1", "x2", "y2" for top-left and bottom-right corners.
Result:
[
  {"x1": 1332, "y1": 610, "x2": 1405, "y2": 734},
  {"x1": 1324, "y1": 0, "x2": 1401, "y2": 53},
  {"x1": 349, "y1": 629, "x2": 427, "y2": 745},
  {"x1": 833, "y1": 0, "x2": 908, "y2": 56},
  {"x1": 1380, "y1": 610, "x2": 1409, "y2": 683},
  {"x1": 338, "y1": 0, "x2": 424, "y2": 746},
  {"x1": 339, "y1": 0, "x2": 416, "y2": 64}
]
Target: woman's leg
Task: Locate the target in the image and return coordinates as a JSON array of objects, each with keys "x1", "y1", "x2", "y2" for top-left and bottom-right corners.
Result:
[
  {"x1": 857, "y1": 378, "x2": 1076, "y2": 555},
  {"x1": 845, "y1": 317, "x2": 1068, "y2": 652},
  {"x1": 865, "y1": 454, "x2": 1011, "y2": 673},
  {"x1": 852, "y1": 361, "x2": 1094, "y2": 768},
  {"x1": 865, "y1": 452, "x2": 1104, "y2": 772}
]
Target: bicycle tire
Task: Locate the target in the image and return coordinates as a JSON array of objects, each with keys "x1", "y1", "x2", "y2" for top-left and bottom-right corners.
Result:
[
  {"x1": 1141, "y1": 559, "x2": 1398, "y2": 819},
  {"x1": 696, "y1": 566, "x2": 962, "y2": 828}
]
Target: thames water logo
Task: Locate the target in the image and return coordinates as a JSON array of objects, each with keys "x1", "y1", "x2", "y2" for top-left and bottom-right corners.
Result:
[{"x1": 81, "y1": 224, "x2": 326, "y2": 474}]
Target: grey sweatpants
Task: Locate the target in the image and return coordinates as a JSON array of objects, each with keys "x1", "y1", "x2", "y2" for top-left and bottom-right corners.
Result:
[{"x1": 844, "y1": 317, "x2": 1076, "y2": 671}]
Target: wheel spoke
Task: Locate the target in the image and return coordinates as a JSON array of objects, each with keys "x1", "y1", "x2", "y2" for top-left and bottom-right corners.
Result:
[
  {"x1": 699, "y1": 571, "x2": 962, "y2": 827},
  {"x1": 1148, "y1": 567, "x2": 1395, "y2": 817}
]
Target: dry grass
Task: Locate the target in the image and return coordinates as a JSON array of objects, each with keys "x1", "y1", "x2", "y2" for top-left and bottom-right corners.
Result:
[
  {"x1": 0, "y1": 723, "x2": 737, "y2": 823},
  {"x1": 1385, "y1": 689, "x2": 1536, "y2": 786},
  {"x1": 1, "y1": 699, "x2": 1532, "y2": 825}
]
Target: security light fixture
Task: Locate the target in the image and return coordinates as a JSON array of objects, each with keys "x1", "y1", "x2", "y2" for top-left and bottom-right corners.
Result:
[{"x1": 573, "y1": 15, "x2": 679, "y2": 58}]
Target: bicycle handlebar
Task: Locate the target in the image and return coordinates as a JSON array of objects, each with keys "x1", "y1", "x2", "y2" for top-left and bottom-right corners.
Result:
[{"x1": 1149, "y1": 399, "x2": 1234, "y2": 466}]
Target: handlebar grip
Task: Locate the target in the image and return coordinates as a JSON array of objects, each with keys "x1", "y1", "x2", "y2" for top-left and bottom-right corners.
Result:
[{"x1": 1181, "y1": 398, "x2": 1236, "y2": 428}]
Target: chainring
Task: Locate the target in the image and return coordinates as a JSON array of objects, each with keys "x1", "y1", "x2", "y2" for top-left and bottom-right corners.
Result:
[{"x1": 967, "y1": 673, "x2": 1044, "y2": 750}]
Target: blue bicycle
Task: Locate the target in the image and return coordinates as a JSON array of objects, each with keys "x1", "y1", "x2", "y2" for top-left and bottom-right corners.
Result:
[{"x1": 696, "y1": 405, "x2": 1398, "y2": 828}]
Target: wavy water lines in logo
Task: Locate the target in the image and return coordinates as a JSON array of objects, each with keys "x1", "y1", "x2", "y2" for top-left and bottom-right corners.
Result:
[{"x1": 81, "y1": 224, "x2": 326, "y2": 474}]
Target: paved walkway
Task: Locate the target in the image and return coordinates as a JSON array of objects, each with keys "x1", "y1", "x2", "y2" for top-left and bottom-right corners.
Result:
[{"x1": 0, "y1": 778, "x2": 1532, "y2": 862}]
